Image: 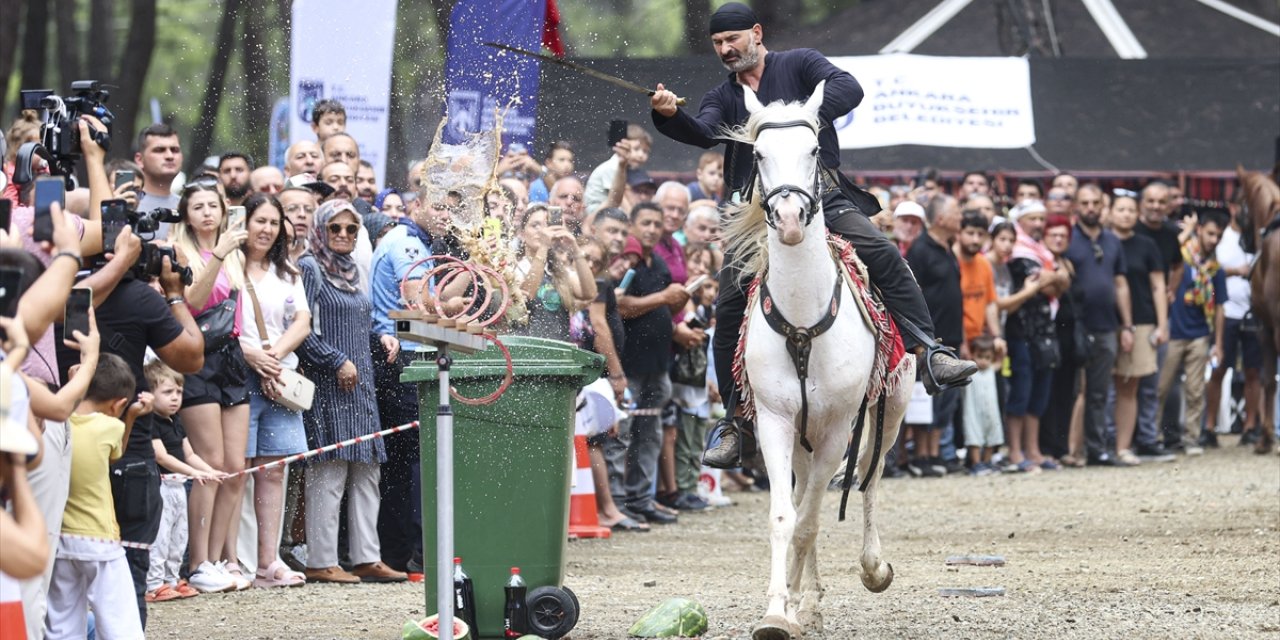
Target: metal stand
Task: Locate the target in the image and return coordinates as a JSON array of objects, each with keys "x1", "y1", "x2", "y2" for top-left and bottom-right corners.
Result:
[
  {"x1": 435, "y1": 346, "x2": 454, "y2": 639},
  {"x1": 390, "y1": 310, "x2": 489, "y2": 638}
]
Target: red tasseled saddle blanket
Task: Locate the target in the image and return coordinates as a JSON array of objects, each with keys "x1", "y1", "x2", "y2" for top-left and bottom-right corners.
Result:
[{"x1": 732, "y1": 234, "x2": 908, "y2": 420}]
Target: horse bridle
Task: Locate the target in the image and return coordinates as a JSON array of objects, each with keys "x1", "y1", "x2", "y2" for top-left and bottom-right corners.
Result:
[{"x1": 752, "y1": 120, "x2": 822, "y2": 230}]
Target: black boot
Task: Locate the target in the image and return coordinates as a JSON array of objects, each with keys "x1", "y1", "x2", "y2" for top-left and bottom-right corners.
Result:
[
  {"x1": 702, "y1": 416, "x2": 757, "y2": 470},
  {"x1": 919, "y1": 344, "x2": 978, "y2": 395}
]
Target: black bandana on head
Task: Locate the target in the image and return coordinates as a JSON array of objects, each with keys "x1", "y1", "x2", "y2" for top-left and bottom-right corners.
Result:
[{"x1": 709, "y1": 2, "x2": 758, "y2": 35}]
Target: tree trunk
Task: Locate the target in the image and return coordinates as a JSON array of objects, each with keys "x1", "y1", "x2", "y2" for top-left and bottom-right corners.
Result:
[
  {"x1": 111, "y1": 0, "x2": 158, "y2": 159},
  {"x1": 682, "y1": 0, "x2": 711, "y2": 54},
  {"x1": 388, "y1": 0, "x2": 442, "y2": 189},
  {"x1": 427, "y1": 0, "x2": 455, "y2": 44},
  {"x1": 20, "y1": 1, "x2": 50, "y2": 98},
  {"x1": 0, "y1": 0, "x2": 24, "y2": 118},
  {"x1": 755, "y1": 0, "x2": 801, "y2": 31},
  {"x1": 186, "y1": 0, "x2": 241, "y2": 175},
  {"x1": 54, "y1": 0, "x2": 81, "y2": 89},
  {"x1": 88, "y1": 0, "x2": 115, "y2": 81},
  {"x1": 241, "y1": 3, "x2": 271, "y2": 164}
]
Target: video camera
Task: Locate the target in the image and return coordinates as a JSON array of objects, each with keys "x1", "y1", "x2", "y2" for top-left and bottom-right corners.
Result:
[
  {"x1": 123, "y1": 206, "x2": 191, "y2": 286},
  {"x1": 14, "y1": 80, "x2": 115, "y2": 188},
  {"x1": 137, "y1": 243, "x2": 193, "y2": 286}
]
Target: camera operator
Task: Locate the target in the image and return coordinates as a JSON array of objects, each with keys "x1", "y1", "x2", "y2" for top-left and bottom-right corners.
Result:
[{"x1": 69, "y1": 225, "x2": 205, "y2": 628}]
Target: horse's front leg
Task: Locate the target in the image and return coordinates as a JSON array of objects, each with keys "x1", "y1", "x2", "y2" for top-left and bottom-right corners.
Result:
[
  {"x1": 754, "y1": 409, "x2": 799, "y2": 640},
  {"x1": 792, "y1": 428, "x2": 846, "y2": 638}
]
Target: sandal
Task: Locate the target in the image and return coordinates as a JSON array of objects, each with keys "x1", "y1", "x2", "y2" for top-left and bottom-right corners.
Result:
[
  {"x1": 1059, "y1": 454, "x2": 1086, "y2": 469},
  {"x1": 254, "y1": 559, "x2": 306, "y2": 588},
  {"x1": 605, "y1": 516, "x2": 650, "y2": 532}
]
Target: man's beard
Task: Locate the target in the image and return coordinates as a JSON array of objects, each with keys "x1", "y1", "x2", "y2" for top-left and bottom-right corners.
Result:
[
  {"x1": 1081, "y1": 213, "x2": 1101, "y2": 228},
  {"x1": 225, "y1": 181, "x2": 250, "y2": 200},
  {"x1": 720, "y1": 40, "x2": 760, "y2": 73}
]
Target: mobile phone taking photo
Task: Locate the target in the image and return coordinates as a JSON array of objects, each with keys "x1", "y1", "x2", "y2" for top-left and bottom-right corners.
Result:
[
  {"x1": 608, "y1": 119, "x2": 629, "y2": 148},
  {"x1": 227, "y1": 206, "x2": 246, "y2": 231},
  {"x1": 547, "y1": 206, "x2": 563, "y2": 226},
  {"x1": 101, "y1": 199, "x2": 129, "y2": 253},
  {"x1": 34, "y1": 176, "x2": 65, "y2": 243},
  {"x1": 64, "y1": 288, "x2": 92, "y2": 343}
]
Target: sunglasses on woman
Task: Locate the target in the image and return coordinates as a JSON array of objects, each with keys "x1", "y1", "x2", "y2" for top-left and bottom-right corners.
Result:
[{"x1": 327, "y1": 223, "x2": 360, "y2": 236}]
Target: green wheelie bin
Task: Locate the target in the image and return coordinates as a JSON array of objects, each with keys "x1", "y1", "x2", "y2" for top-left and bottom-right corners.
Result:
[{"x1": 403, "y1": 335, "x2": 603, "y2": 639}]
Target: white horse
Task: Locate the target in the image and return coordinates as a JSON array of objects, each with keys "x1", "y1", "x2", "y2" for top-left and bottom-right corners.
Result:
[{"x1": 721, "y1": 82, "x2": 914, "y2": 640}]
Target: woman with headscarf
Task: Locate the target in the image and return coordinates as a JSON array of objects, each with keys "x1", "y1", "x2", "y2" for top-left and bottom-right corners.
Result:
[{"x1": 295, "y1": 200, "x2": 406, "y2": 584}]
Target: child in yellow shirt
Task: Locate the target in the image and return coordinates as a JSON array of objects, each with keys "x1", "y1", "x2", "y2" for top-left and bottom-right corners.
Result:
[{"x1": 45, "y1": 354, "x2": 152, "y2": 640}]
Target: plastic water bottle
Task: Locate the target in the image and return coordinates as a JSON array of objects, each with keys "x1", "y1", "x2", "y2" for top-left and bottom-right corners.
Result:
[
  {"x1": 283, "y1": 296, "x2": 297, "y2": 325},
  {"x1": 503, "y1": 567, "x2": 527, "y2": 637},
  {"x1": 453, "y1": 558, "x2": 479, "y2": 638}
]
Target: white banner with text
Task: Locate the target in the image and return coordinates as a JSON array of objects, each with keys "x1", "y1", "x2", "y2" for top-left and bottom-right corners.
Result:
[
  {"x1": 290, "y1": 0, "x2": 397, "y2": 184},
  {"x1": 831, "y1": 54, "x2": 1035, "y2": 149}
]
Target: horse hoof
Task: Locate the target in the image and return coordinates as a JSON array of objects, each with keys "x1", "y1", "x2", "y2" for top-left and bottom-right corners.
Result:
[
  {"x1": 797, "y1": 609, "x2": 824, "y2": 636},
  {"x1": 862, "y1": 562, "x2": 894, "y2": 593},
  {"x1": 753, "y1": 616, "x2": 796, "y2": 640}
]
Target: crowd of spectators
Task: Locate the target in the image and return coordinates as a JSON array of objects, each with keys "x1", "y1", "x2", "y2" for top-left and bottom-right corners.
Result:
[
  {"x1": 0, "y1": 96, "x2": 1274, "y2": 640},
  {"x1": 871, "y1": 168, "x2": 1276, "y2": 479}
]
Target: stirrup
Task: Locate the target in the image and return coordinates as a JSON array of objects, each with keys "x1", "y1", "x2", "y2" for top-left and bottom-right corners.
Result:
[{"x1": 920, "y1": 343, "x2": 974, "y2": 395}]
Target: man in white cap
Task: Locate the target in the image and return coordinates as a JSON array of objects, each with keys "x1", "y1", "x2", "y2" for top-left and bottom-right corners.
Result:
[{"x1": 893, "y1": 200, "x2": 926, "y2": 255}]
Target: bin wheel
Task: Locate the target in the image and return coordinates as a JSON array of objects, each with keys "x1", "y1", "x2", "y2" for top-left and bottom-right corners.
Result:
[
  {"x1": 562, "y1": 585, "x2": 580, "y2": 615},
  {"x1": 525, "y1": 585, "x2": 579, "y2": 639}
]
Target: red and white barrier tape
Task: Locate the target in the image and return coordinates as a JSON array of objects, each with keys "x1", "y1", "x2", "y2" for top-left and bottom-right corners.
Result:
[{"x1": 161, "y1": 420, "x2": 421, "y2": 482}]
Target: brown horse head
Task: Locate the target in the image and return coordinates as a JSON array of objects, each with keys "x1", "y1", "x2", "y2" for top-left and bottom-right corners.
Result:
[{"x1": 1237, "y1": 165, "x2": 1280, "y2": 254}]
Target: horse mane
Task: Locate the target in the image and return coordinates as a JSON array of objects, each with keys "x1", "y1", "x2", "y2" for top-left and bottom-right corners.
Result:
[{"x1": 718, "y1": 101, "x2": 822, "y2": 277}]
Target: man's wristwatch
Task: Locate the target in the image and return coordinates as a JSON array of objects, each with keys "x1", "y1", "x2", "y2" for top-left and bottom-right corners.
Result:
[
  {"x1": 1122, "y1": 325, "x2": 1136, "y2": 333},
  {"x1": 166, "y1": 296, "x2": 186, "y2": 307}
]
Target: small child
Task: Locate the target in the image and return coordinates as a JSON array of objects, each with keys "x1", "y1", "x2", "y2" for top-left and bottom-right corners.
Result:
[
  {"x1": 584, "y1": 124, "x2": 653, "y2": 212},
  {"x1": 962, "y1": 336, "x2": 1005, "y2": 476},
  {"x1": 686, "y1": 151, "x2": 724, "y2": 204},
  {"x1": 310, "y1": 99, "x2": 347, "y2": 142},
  {"x1": 45, "y1": 354, "x2": 151, "y2": 640},
  {"x1": 143, "y1": 361, "x2": 221, "y2": 602}
]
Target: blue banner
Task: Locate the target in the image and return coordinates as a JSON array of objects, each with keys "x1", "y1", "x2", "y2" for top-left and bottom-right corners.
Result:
[{"x1": 443, "y1": 0, "x2": 546, "y2": 149}]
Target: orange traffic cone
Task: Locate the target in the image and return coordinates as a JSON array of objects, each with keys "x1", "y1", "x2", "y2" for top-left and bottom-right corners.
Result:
[{"x1": 568, "y1": 434, "x2": 611, "y2": 539}]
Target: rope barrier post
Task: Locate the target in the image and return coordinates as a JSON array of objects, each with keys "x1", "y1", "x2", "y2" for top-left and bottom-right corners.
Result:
[{"x1": 435, "y1": 344, "x2": 455, "y2": 640}]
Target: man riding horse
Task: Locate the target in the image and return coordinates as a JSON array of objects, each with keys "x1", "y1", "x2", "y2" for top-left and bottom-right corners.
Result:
[{"x1": 649, "y1": 2, "x2": 978, "y2": 468}]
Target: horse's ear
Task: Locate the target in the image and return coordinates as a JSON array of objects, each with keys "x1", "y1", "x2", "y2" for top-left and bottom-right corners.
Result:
[
  {"x1": 804, "y1": 81, "x2": 826, "y2": 117},
  {"x1": 743, "y1": 86, "x2": 764, "y2": 115}
]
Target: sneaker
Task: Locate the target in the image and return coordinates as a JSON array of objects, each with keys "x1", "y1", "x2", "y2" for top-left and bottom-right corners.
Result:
[
  {"x1": 941, "y1": 457, "x2": 967, "y2": 475},
  {"x1": 905, "y1": 459, "x2": 924, "y2": 478},
  {"x1": 219, "y1": 561, "x2": 253, "y2": 591},
  {"x1": 1240, "y1": 429, "x2": 1260, "y2": 446},
  {"x1": 1115, "y1": 449, "x2": 1141, "y2": 466},
  {"x1": 1183, "y1": 444, "x2": 1205, "y2": 456},
  {"x1": 914, "y1": 458, "x2": 943, "y2": 478},
  {"x1": 673, "y1": 492, "x2": 711, "y2": 512},
  {"x1": 145, "y1": 584, "x2": 182, "y2": 603},
  {"x1": 969, "y1": 463, "x2": 996, "y2": 477},
  {"x1": 188, "y1": 561, "x2": 237, "y2": 593},
  {"x1": 702, "y1": 417, "x2": 756, "y2": 470},
  {"x1": 1134, "y1": 443, "x2": 1176, "y2": 462},
  {"x1": 1196, "y1": 431, "x2": 1220, "y2": 449},
  {"x1": 173, "y1": 581, "x2": 200, "y2": 598},
  {"x1": 928, "y1": 457, "x2": 950, "y2": 476}
]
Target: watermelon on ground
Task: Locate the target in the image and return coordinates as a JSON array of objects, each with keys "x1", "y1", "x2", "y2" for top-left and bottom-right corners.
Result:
[
  {"x1": 401, "y1": 615, "x2": 472, "y2": 640},
  {"x1": 628, "y1": 597, "x2": 708, "y2": 637}
]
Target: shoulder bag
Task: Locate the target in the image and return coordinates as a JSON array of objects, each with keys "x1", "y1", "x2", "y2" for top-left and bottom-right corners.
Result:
[
  {"x1": 194, "y1": 290, "x2": 239, "y2": 354},
  {"x1": 245, "y1": 276, "x2": 314, "y2": 412}
]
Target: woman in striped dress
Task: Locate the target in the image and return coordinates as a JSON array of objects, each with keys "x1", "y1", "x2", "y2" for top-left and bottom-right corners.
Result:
[{"x1": 296, "y1": 200, "x2": 406, "y2": 584}]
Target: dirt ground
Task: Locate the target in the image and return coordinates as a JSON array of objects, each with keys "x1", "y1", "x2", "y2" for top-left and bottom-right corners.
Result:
[{"x1": 147, "y1": 439, "x2": 1280, "y2": 639}]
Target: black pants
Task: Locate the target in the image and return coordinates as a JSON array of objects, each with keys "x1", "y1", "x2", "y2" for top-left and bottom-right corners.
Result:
[
  {"x1": 375, "y1": 348, "x2": 423, "y2": 570},
  {"x1": 112, "y1": 453, "x2": 161, "y2": 629},
  {"x1": 712, "y1": 189, "x2": 937, "y2": 403}
]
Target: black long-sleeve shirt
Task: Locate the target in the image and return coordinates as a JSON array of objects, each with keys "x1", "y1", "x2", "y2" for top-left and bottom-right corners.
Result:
[{"x1": 652, "y1": 48, "x2": 863, "y2": 196}]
